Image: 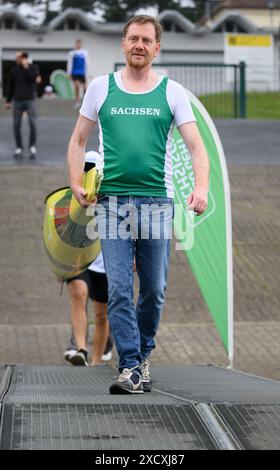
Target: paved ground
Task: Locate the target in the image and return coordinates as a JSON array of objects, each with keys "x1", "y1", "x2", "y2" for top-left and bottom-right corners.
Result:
[
  {"x1": 0, "y1": 113, "x2": 279, "y2": 166},
  {"x1": 0, "y1": 116, "x2": 99, "y2": 166},
  {"x1": 1, "y1": 322, "x2": 280, "y2": 381},
  {"x1": 0, "y1": 111, "x2": 279, "y2": 382},
  {"x1": 214, "y1": 119, "x2": 280, "y2": 165}
]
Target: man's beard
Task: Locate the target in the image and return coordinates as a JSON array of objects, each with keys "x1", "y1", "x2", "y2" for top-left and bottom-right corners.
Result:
[{"x1": 127, "y1": 53, "x2": 149, "y2": 69}]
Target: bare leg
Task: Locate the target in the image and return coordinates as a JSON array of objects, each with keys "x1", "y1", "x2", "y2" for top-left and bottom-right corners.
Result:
[
  {"x1": 67, "y1": 280, "x2": 88, "y2": 351},
  {"x1": 82, "y1": 82, "x2": 87, "y2": 99},
  {"x1": 90, "y1": 301, "x2": 109, "y2": 366},
  {"x1": 74, "y1": 80, "x2": 80, "y2": 103}
]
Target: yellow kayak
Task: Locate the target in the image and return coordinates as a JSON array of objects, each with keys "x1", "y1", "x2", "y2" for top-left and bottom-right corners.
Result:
[{"x1": 43, "y1": 166, "x2": 101, "y2": 280}]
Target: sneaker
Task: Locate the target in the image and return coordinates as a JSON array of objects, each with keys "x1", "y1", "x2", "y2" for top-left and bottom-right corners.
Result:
[
  {"x1": 63, "y1": 348, "x2": 77, "y2": 363},
  {"x1": 14, "y1": 147, "x2": 22, "y2": 158},
  {"x1": 29, "y1": 146, "x2": 36, "y2": 159},
  {"x1": 68, "y1": 349, "x2": 88, "y2": 366},
  {"x1": 104, "y1": 332, "x2": 114, "y2": 353},
  {"x1": 141, "y1": 359, "x2": 152, "y2": 392},
  {"x1": 109, "y1": 366, "x2": 143, "y2": 394},
  {"x1": 101, "y1": 350, "x2": 112, "y2": 362},
  {"x1": 101, "y1": 332, "x2": 114, "y2": 361}
]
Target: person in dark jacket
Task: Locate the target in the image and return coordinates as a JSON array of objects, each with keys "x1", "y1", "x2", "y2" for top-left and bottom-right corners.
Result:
[{"x1": 5, "y1": 51, "x2": 40, "y2": 159}]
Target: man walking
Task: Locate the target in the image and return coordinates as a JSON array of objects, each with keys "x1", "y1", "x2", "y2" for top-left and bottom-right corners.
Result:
[
  {"x1": 5, "y1": 51, "x2": 40, "y2": 159},
  {"x1": 67, "y1": 15, "x2": 209, "y2": 394}
]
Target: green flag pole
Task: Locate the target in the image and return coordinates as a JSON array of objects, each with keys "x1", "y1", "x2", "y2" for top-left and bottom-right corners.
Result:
[{"x1": 172, "y1": 90, "x2": 234, "y2": 367}]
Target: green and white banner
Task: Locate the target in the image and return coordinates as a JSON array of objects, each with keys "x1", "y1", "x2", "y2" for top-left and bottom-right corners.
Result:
[
  {"x1": 50, "y1": 69, "x2": 75, "y2": 99},
  {"x1": 172, "y1": 91, "x2": 233, "y2": 364}
]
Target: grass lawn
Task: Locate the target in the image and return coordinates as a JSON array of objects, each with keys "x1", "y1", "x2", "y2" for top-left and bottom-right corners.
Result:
[{"x1": 198, "y1": 91, "x2": 280, "y2": 119}]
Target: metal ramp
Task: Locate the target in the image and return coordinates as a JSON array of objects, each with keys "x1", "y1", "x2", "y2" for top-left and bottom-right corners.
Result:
[{"x1": 1, "y1": 364, "x2": 280, "y2": 450}]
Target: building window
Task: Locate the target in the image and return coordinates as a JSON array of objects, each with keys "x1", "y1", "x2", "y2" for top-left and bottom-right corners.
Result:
[
  {"x1": 16, "y1": 21, "x2": 24, "y2": 30},
  {"x1": 175, "y1": 25, "x2": 184, "y2": 33},
  {"x1": 67, "y1": 19, "x2": 77, "y2": 30},
  {"x1": 162, "y1": 21, "x2": 184, "y2": 33},
  {"x1": 226, "y1": 21, "x2": 235, "y2": 33},
  {"x1": 79, "y1": 23, "x2": 88, "y2": 31},
  {"x1": 214, "y1": 21, "x2": 246, "y2": 33},
  {"x1": 237, "y1": 24, "x2": 246, "y2": 33},
  {"x1": 4, "y1": 17, "x2": 13, "y2": 29},
  {"x1": 162, "y1": 21, "x2": 172, "y2": 32}
]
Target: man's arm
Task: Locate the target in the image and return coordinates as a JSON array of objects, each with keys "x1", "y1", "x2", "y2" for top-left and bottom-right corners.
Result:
[
  {"x1": 85, "y1": 51, "x2": 89, "y2": 80},
  {"x1": 34, "y1": 65, "x2": 42, "y2": 85},
  {"x1": 20, "y1": 57, "x2": 37, "y2": 83},
  {"x1": 67, "y1": 114, "x2": 97, "y2": 206},
  {"x1": 5, "y1": 68, "x2": 15, "y2": 107},
  {"x1": 67, "y1": 51, "x2": 73, "y2": 77},
  {"x1": 178, "y1": 121, "x2": 209, "y2": 216}
]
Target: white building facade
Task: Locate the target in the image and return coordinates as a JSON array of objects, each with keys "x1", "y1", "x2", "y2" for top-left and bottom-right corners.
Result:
[{"x1": 0, "y1": 7, "x2": 279, "y2": 97}]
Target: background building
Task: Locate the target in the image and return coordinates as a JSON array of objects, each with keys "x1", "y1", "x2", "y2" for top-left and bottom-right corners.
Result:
[{"x1": 0, "y1": 3, "x2": 279, "y2": 98}]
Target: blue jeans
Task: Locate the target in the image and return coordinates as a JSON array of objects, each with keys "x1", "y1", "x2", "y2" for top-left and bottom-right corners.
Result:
[{"x1": 95, "y1": 195, "x2": 173, "y2": 372}]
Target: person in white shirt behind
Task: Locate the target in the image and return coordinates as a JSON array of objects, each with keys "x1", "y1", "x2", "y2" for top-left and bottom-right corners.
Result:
[
  {"x1": 64, "y1": 252, "x2": 113, "y2": 366},
  {"x1": 63, "y1": 151, "x2": 113, "y2": 366}
]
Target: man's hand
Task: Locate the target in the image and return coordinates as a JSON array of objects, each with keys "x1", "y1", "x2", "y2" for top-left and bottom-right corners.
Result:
[
  {"x1": 71, "y1": 183, "x2": 97, "y2": 207},
  {"x1": 178, "y1": 122, "x2": 209, "y2": 216},
  {"x1": 187, "y1": 186, "x2": 208, "y2": 216},
  {"x1": 5, "y1": 102, "x2": 12, "y2": 110},
  {"x1": 21, "y1": 57, "x2": 29, "y2": 69}
]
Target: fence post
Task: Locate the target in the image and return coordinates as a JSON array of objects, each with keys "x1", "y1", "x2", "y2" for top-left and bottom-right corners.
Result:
[
  {"x1": 239, "y1": 61, "x2": 246, "y2": 118},
  {"x1": 234, "y1": 65, "x2": 238, "y2": 118}
]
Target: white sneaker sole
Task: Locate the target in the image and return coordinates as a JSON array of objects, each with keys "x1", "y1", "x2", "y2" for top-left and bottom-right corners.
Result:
[
  {"x1": 109, "y1": 383, "x2": 144, "y2": 394},
  {"x1": 101, "y1": 351, "x2": 113, "y2": 362},
  {"x1": 68, "y1": 353, "x2": 88, "y2": 366}
]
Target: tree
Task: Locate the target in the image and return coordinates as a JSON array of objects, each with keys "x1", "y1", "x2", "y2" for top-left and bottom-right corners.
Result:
[
  {"x1": 95, "y1": 0, "x2": 128, "y2": 22},
  {"x1": 0, "y1": 1, "x2": 60, "y2": 23},
  {"x1": 62, "y1": 0, "x2": 97, "y2": 12},
  {"x1": 96, "y1": 0, "x2": 208, "y2": 23},
  {"x1": 0, "y1": 0, "x2": 35, "y2": 6},
  {"x1": 0, "y1": 0, "x2": 209, "y2": 24}
]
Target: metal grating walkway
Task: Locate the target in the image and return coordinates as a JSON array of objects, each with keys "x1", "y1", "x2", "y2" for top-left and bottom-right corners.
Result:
[
  {"x1": 151, "y1": 364, "x2": 280, "y2": 404},
  {"x1": 0, "y1": 403, "x2": 215, "y2": 450},
  {"x1": 214, "y1": 404, "x2": 280, "y2": 450},
  {"x1": 1, "y1": 364, "x2": 280, "y2": 450},
  {"x1": 3, "y1": 364, "x2": 181, "y2": 405}
]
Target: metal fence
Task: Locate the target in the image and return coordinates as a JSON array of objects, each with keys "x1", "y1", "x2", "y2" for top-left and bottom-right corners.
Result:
[
  {"x1": 115, "y1": 62, "x2": 246, "y2": 118},
  {"x1": 245, "y1": 63, "x2": 280, "y2": 92}
]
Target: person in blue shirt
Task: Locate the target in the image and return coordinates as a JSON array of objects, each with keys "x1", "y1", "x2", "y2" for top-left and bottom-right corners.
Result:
[{"x1": 67, "y1": 39, "x2": 89, "y2": 109}]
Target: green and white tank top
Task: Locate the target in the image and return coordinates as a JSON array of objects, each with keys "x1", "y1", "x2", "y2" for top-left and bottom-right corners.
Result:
[{"x1": 80, "y1": 71, "x2": 196, "y2": 197}]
